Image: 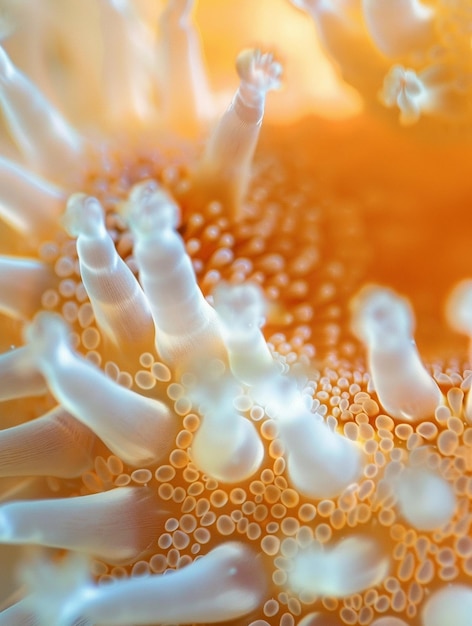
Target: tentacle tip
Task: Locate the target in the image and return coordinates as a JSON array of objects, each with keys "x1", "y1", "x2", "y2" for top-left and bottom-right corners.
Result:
[
  {"x1": 20, "y1": 552, "x2": 92, "y2": 626},
  {"x1": 124, "y1": 179, "x2": 180, "y2": 235},
  {"x1": 23, "y1": 311, "x2": 71, "y2": 358},
  {"x1": 213, "y1": 282, "x2": 266, "y2": 330},
  {"x1": 63, "y1": 193, "x2": 105, "y2": 238},
  {"x1": 236, "y1": 49, "x2": 283, "y2": 94},
  {"x1": 350, "y1": 284, "x2": 414, "y2": 348},
  {"x1": 379, "y1": 65, "x2": 424, "y2": 126},
  {"x1": 446, "y1": 278, "x2": 472, "y2": 338}
]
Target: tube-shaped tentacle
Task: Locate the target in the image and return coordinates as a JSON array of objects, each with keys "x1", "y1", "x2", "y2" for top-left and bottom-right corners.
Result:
[
  {"x1": 63, "y1": 193, "x2": 155, "y2": 350},
  {"x1": 0, "y1": 487, "x2": 164, "y2": 563},
  {"x1": 21, "y1": 543, "x2": 267, "y2": 625},
  {"x1": 362, "y1": 0, "x2": 436, "y2": 58},
  {"x1": 214, "y1": 282, "x2": 277, "y2": 386},
  {"x1": 97, "y1": 0, "x2": 156, "y2": 125},
  {"x1": 0, "y1": 256, "x2": 55, "y2": 320},
  {"x1": 0, "y1": 346, "x2": 46, "y2": 401},
  {"x1": 196, "y1": 48, "x2": 281, "y2": 211},
  {"x1": 157, "y1": 0, "x2": 214, "y2": 136},
  {"x1": 276, "y1": 390, "x2": 363, "y2": 499},
  {"x1": 191, "y1": 374, "x2": 264, "y2": 483},
  {"x1": 125, "y1": 179, "x2": 224, "y2": 369},
  {"x1": 24, "y1": 312, "x2": 176, "y2": 466},
  {"x1": 422, "y1": 585, "x2": 472, "y2": 626},
  {"x1": 0, "y1": 46, "x2": 85, "y2": 182},
  {"x1": 0, "y1": 598, "x2": 36, "y2": 626},
  {"x1": 0, "y1": 405, "x2": 95, "y2": 479},
  {"x1": 351, "y1": 285, "x2": 442, "y2": 420},
  {"x1": 394, "y1": 467, "x2": 456, "y2": 531},
  {"x1": 289, "y1": 536, "x2": 389, "y2": 597},
  {"x1": 0, "y1": 156, "x2": 65, "y2": 238}
]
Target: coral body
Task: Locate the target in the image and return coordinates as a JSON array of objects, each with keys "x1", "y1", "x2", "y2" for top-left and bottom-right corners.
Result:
[{"x1": 0, "y1": 1, "x2": 471, "y2": 626}]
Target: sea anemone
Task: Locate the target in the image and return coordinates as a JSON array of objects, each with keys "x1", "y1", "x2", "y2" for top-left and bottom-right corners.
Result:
[{"x1": 0, "y1": 1, "x2": 471, "y2": 625}]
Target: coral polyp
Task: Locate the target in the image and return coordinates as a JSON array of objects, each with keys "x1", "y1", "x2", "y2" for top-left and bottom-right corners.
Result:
[{"x1": 0, "y1": 1, "x2": 471, "y2": 626}]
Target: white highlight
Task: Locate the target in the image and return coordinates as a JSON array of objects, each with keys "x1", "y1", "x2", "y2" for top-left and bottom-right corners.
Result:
[
  {"x1": 0, "y1": 487, "x2": 161, "y2": 563},
  {"x1": 351, "y1": 285, "x2": 441, "y2": 421},
  {"x1": 362, "y1": 0, "x2": 435, "y2": 58},
  {"x1": 0, "y1": 255, "x2": 54, "y2": 320},
  {"x1": 125, "y1": 180, "x2": 223, "y2": 368},
  {"x1": 422, "y1": 584, "x2": 472, "y2": 626},
  {"x1": 24, "y1": 312, "x2": 176, "y2": 466},
  {"x1": 289, "y1": 536, "x2": 389, "y2": 597},
  {"x1": 64, "y1": 193, "x2": 154, "y2": 349},
  {"x1": 395, "y1": 467, "x2": 456, "y2": 531},
  {"x1": 0, "y1": 46, "x2": 84, "y2": 182},
  {"x1": 214, "y1": 282, "x2": 276, "y2": 386}
]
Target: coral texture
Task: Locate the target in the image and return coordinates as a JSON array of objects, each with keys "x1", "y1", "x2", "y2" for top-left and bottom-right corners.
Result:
[{"x1": 0, "y1": 1, "x2": 471, "y2": 626}]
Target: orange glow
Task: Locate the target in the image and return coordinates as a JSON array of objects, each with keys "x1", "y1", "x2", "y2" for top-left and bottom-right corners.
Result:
[{"x1": 0, "y1": 2, "x2": 472, "y2": 626}]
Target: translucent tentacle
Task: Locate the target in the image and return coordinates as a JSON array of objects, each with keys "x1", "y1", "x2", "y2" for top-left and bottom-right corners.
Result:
[
  {"x1": 97, "y1": 0, "x2": 156, "y2": 125},
  {"x1": 213, "y1": 282, "x2": 277, "y2": 386},
  {"x1": 0, "y1": 405, "x2": 95, "y2": 479},
  {"x1": 191, "y1": 374, "x2": 264, "y2": 483},
  {"x1": 0, "y1": 46, "x2": 85, "y2": 182},
  {"x1": 24, "y1": 312, "x2": 176, "y2": 467},
  {"x1": 0, "y1": 346, "x2": 46, "y2": 401},
  {"x1": 0, "y1": 487, "x2": 164, "y2": 563},
  {"x1": 379, "y1": 63, "x2": 468, "y2": 125},
  {"x1": 422, "y1": 585, "x2": 472, "y2": 626},
  {"x1": 64, "y1": 193, "x2": 155, "y2": 350},
  {"x1": 125, "y1": 180, "x2": 224, "y2": 369},
  {"x1": 351, "y1": 285, "x2": 442, "y2": 420},
  {"x1": 362, "y1": 0, "x2": 436, "y2": 58},
  {"x1": 157, "y1": 0, "x2": 213, "y2": 136},
  {"x1": 196, "y1": 48, "x2": 281, "y2": 211},
  {"x1": 0, "y1": 256, "x2": 55, "y2": 320},
  {"x1": 21, "y1": 543, "x2": 267, "y2": 626},
  {"x1": 394, "y1": 467, "x2": 456, "y2": 531},
  {"x1": 0, "y1": 598, "x2": 37, "y2": 626},
  {"x1": 0, "y1": 156, "x2": 66, "y2": 238},
  {"x1": 276, "y1": 387, "x2": 363, "y2": 499},
  {"x1": 289, "y1": 536, "x2": 389, "y2": 597}
]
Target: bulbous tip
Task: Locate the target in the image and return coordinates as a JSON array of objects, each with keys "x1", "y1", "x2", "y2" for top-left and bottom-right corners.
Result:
[
  {"x1": 395, "y1": 466, "x2": 457, "y2": 531},
  {"x1": 63, "y1": 193, "x2": 105, "y2": 238},
  {"x1": 125, "y1": 179, "x2": 180, "y2": 235},
  {"x1": 350, "y1": 284, "x2": 414, "y2": 349},
  {"x1": 236, "y1": 49, "x2": 282, "y2": 94},
  {"x1": 213, "y1": 282, "x2": 266, "y2": 330},
  {"x1": 446, "y1": 278, "x2": 472, "y2": 338},
  {"x1": 422, "y1": 584, "x2": 472, "y2": 626},
  {"x1": 379, "y1": 65, "x2": 425, "y2": 126},
  {"x1": 23, "y1": 312, "x2": 71, "y2": 358}
]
